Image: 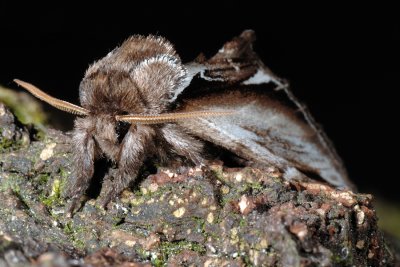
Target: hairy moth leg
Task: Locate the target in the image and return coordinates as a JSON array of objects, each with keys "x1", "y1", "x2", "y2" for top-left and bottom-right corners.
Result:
[
  {"x1": 94, "y1": 115, "x2": 121, "y2": 161},
  {"x1": 161, "y1": 124, "x2": 204, "y2": 165},
  {"x1": 64, "y1": 118, "x2": 96, "y2": 215},
  {"x1": 98, "y1": 125, "x2": 155, "y2": 207}
]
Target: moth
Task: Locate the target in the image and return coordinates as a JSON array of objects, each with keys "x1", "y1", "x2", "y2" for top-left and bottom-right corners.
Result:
[{"x1": 14, "y1": 30, "x2": 355, "y2": 213}]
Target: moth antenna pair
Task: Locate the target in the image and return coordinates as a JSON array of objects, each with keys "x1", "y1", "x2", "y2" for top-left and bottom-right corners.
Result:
[{"x1": 13, "y1": 79, "x2": 234, "y2": 124}]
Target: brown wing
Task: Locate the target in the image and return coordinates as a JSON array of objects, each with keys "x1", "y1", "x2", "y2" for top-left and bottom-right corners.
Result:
[{"x1": 175, "y1": 30, "x2": 355, "y2": 190}]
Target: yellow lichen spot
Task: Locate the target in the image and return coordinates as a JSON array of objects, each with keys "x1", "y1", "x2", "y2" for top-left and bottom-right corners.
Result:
[
  {"x1": 120, "y1": 190, "x2": 133, "y2": 203},
  {"x1": 316, "y1": 208, "x2": 326, "y2": 216},
  {"x1": 40, "y1": 143, "x2": 56, "y2": 161},
  {"x1": 173, "y1": 207, "x2": 186, "y2": 218},
  {"x1": 124, "y1": 240, "x2": 136, "y2": 247},
  {"x1": 187, "y1": 229, "x2": 192, "y2": 234},
  {"x1": 169, "y1": 200, "x2": 175, "y2": 206},
  {"x1": 176, "y1": 198, "x2": 184, "y2": 204},
  {"x1": 330, "y1": 190, "x2": 356, "y2": 206},
  {"x1": 230, "y1": 227, "x2": 239, "y2": 244},
  {"x1": 250, "y1": 249, "x2": 260, "y2": 265},
  {"x1": 210, "y1": 205, "x2": 217, "y2": 211},
  {"x1": 146, "y1": 198, "x2": 155, "y2": 204},
  {"x1": 221, "y1": 185, "x2": 230, "y2": 194},
  {"x1": 207, "y1": 212, "x2": 214, "y2": 223},
  {"x1": 190, "y1": 191, "x2": 197, "y2": 198},
  {"x1": 87, "y1": 199, "x2": 96, "y2": 205},
  {"x1": 231, "y1": 237, "x2": 239, "y2": 245},
  {"x1": 21, "y1": 134, "x2": 30, "y2": 147},
  {"x1": 235, "y1": 173, "x2": 243, "y2": 182},
  {"x1": 260, "y1": 239, "x2": 268, "y2": 248},
  {"x1": 49, "y1": 179, "x2": 60, "y2": 197},
  {"x1": 148, "y1": 183, "x2": 158, "y2": 192},
  {"x1": 249, "y1": 249, "x2": 254, "y2": 256},
  {"x1": 132, "y1": 208, "x2": 141, "y2": 215},
  {"x1": 354, "y1": 205, "x2": 365, "y2": 225},
  {"x1": 130, "y1": 198, "x2": 143, "y2": 206},
  {"x1": 162, "y1": 227, "x2": 170, "y2": 235},
  {"x1": 201, "y1": 198, "x2": 208, "y2": 205},
  {"x1": 231, "y1": 227, "x2": 238, "y2": 236},
  {"x1": 141, "y1": 187, "x2": 148, "y2": 195},
  {"x1": 163, "y1": 169, "x2": 174, "y2": 178}
]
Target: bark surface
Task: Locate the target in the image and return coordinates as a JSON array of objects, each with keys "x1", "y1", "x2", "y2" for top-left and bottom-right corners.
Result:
[{"x1": 0, "y1": 101, "x2": 397, "y2": 266}]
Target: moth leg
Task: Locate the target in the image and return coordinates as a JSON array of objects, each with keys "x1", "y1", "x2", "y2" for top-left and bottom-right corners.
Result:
[
  {"x1": 94, "y1": 115, "x2": 120, "y2": 161},
  {"x1": 161, "y1": 124, "x2": 204, "y2": 165},
  {"x1": 63, "y1": 118, "x2": 96, "y2": 216},
  {"x1": 98, "y1": 125, "x2": 155, "y2": 208}
]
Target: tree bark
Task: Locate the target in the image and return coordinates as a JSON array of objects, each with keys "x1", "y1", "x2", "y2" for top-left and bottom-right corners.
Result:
[{"x1": 0, "y1": 100, "x2": 398, "y2": 266}]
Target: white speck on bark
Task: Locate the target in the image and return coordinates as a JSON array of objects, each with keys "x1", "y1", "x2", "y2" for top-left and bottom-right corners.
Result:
[
  {"x1": 40, "y1": 143, "x2": 56, "y2": 161},
  {"x1": 173, "y1": 207, "x2": 186, "y2": 218},
  {"x1": 239, "y1": 195, "x2": 250, "y2": 214}
]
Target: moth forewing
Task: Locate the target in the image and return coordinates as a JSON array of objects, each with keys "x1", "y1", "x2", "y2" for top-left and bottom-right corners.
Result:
[
  {"x1": 177, "y1": 31, "x2": 354, "y2": 190},
  {"x1": 176, "y1": 88, "x2": 353, "y2": 190}
]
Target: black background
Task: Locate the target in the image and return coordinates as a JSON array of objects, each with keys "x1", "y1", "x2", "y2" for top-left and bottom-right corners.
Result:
[{"x1": 1, "y1": 2, "x2": 398, "y2": 202}]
